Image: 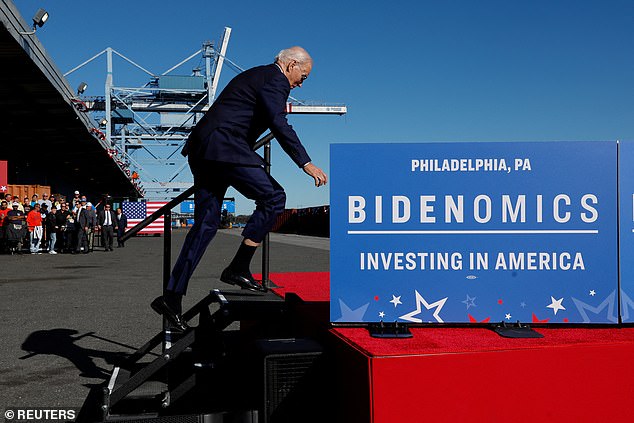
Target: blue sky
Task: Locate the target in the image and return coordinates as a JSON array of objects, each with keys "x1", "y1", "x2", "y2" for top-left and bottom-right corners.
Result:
[{"x1": 14, "y1": 0, "x2": 634, "y2": 213}]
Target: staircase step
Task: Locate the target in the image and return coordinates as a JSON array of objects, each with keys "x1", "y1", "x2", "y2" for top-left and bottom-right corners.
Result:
[{"x1": 110, "y1": 366, "x2": 168, "y2": 400}]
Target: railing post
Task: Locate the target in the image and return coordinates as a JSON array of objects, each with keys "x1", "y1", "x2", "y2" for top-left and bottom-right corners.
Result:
[
  {"x1": 262, "y1": 143, "x2": 271, "y2": 289},
  {"x1": 163, "y1": 209, "x2": 172, "y2": 350},
  {"x1": 163, "y1": 209, "x2": 171, "y2": 291},
  {"x1": 252, "y1": 132, "x2": 277, "y2": 290}
]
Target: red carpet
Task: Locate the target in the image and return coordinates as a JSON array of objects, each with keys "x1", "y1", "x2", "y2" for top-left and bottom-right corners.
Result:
[
  {"x1": 333, "y1": 326, "x2": 634, "y2": 356},
  {"x1": 265, "y1": 272, "x2": 634, "y2": 422},
  {"x1": 266, "y1": 271, "x2": 330, "y2": 302}
]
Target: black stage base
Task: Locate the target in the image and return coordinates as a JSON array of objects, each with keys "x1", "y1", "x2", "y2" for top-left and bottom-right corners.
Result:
[
  {"x1": 99, "y1": 289, "x2": 329, "y2": 423},
  {"x1": 104, "y1": 411, "x2": 258, "y2": 423}
]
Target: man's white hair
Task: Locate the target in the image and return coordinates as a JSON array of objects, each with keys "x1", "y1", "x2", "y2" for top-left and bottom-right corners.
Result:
[{"x1": 275, "y1": 46, "x2": 312, "y2": 65}]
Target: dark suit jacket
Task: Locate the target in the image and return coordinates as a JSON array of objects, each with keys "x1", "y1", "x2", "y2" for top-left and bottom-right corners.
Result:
[
  {"x1": 86, "y1": 209, "x2": 97, "y2": 228},
  {"x1": 98, "y1": 210, "x2": 118, "y2": 229},
  {"x1": 183, "y1": 63, "x2": 311, "y2": 168},
  {"x1": 76, "y1": 208, "x2": 91, "y2": 229},
  {"x1": 117, "y1": 213, "x2": 127, "y2": 236}
]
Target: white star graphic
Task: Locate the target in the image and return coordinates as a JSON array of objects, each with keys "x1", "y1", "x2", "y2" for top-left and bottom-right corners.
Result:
[
  {"x1": 547, "y1": 296, "x2": 566, "y2": 315},
  {"x1": 0, "y1": 185, "x2": 6, "y2": 192},
  {"x1": 399, "y1": 290, "x2": 448, "y2": 323},
  {"x1": 505, "y1": 313, "x2": 512, "y2": 320},
  {"x1": 390, "y1": 295, "x2": 402, "y2": 307},
  {"x1": 589, "y1": 290, "x2": 596, "y2": 296},
  {"x1": 378, "y1": 311, "x2": 385, "y2": 318},
  {"x1": 520, "y1": 302, "x2": 527, "y2": 308}
]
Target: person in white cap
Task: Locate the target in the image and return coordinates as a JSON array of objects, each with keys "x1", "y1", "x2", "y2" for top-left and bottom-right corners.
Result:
[
  {"x1": 71, "y1": 191, "x2": 81, "y2": 208},
  {"x1": 38, "y1": 193, "x2": 52, "y2": 210}
]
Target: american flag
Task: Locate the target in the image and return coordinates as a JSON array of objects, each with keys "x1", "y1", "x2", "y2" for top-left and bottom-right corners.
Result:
[{"x1": 122, "y1": 201, "x2": 168, "y2": 235}]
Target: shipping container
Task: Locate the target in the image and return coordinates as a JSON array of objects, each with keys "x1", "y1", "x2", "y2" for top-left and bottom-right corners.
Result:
[{"x1": 5, "y1": 184, "x2": 52, "y2": 202}]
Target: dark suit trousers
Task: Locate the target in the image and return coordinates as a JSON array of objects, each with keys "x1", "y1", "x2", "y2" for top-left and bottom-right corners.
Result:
[
  {"x1": 102, "y1": 225, "x2": 114, "y2": 249},
  {"x1": 167, "y1": 160, "x2": 286, "y2": 295},
  {"x1": 117, "y1": 227, "x2": 125, "y2": 246},
  {"x1": 76, "y1": 228, "x2": 88, "y2": 252}
]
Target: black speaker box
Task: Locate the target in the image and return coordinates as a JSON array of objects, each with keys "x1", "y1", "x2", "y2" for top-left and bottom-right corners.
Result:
[{"x1": 254, "y1": 338, "x2": 326, "y2": 423}]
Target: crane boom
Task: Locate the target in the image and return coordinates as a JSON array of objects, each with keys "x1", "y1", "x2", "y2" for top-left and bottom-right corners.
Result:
[{"x1": 84, "y1": 100, "x2": 347, "y2": 115}]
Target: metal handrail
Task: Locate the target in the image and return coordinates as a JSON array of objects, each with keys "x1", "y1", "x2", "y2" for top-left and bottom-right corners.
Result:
[
  {"x1": 119, "y1": 186, "x2": 195, "y2": 242},
  {"x1": 253, "y1": 132, "x2": 275, "y2": 151},
  {"x1": 119, "y1": 131, "x2": 277, "y2": 289}
]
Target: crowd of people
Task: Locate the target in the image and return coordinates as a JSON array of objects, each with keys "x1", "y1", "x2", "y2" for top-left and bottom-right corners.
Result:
[{"x1": 0, "y1": 190, "x2": 128, "y2": 255}]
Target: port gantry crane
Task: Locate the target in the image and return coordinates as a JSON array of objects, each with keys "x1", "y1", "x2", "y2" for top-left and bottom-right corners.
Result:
[{"x1": 65, "y1": 27, "x2": 346, "y2": 199}]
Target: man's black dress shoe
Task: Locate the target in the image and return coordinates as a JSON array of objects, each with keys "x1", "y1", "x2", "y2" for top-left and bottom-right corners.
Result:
[
  {"x1": 150, "y1": 296, "x2": 189, "y2": 331},
  {"x1": 220, "y1": 267, "x2": 267, "y2": 292}
]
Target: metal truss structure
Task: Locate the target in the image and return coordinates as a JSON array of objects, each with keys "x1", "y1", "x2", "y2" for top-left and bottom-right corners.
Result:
[{"x1": 64, "y1": 27, "x2": 346, "y2": 200}]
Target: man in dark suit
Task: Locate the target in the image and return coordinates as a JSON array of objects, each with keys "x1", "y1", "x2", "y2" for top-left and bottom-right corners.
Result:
[
  {"x1": 85, "y1": 202, "x2": 98, "y2": 252},
  {"x1": 75, "y1": 200, "x2": 90, "y2": 254},
  {"x1": 151, "y1": 46, "x2": 327, "y2": 330},
  {"x1": 98, "y1": 204, "x2": 118, "y2": 251},
  {"x1": 116, "y1": 207, "x2": 127, "y2": 247}
]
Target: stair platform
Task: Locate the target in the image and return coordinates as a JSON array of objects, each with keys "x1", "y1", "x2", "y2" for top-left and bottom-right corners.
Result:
[{"x1": 102, "y1": 288, "x2": 289, "y2": 421}]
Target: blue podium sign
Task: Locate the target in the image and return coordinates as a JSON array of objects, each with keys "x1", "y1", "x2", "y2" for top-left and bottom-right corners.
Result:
[
  {"x1": 619, "y1": 140, "x2": 634, "y2": 323},
  {"x1": 179, "y1": 199, "x2": 235, "y2": 214},
  {"x1": 180, "y1": 200, "x2": 195, "y2": 214},
  {"x1": 330, "y1": 142, "x2": 618, "y2": 324}
]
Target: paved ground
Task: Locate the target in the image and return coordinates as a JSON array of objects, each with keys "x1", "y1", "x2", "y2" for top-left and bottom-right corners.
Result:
[{"x1": 0, "y1": 229, "x2": 329, "y2": 418}]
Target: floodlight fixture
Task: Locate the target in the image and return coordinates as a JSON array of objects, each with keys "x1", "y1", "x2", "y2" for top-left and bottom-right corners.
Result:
[
  {"x1": 77, "y1": 82, "x2": 88, "y2": 95},
  {"x1": 99, "y1": 118, "x2": 108, "y2": 127},
  {"x1": 20, "y1": 8, "x2": 49, "y2": 35},
  {"x1": 32, "y1": 8, "x2": 49, "y2": 28}
]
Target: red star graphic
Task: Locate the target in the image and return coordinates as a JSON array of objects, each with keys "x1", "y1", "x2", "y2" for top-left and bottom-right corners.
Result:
[
  {"x1": 468, "y1": 314, "x2": 491, "y2": 323},
  {"x1": 497, "y1": 299, "x2": 503, "y2": 305},
  {"x1": 532, "y1": 313, "x2": 550, "y2": 323},
  {"x1": 374, "y1": 296, "x2": 379, "y2": 301}
]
